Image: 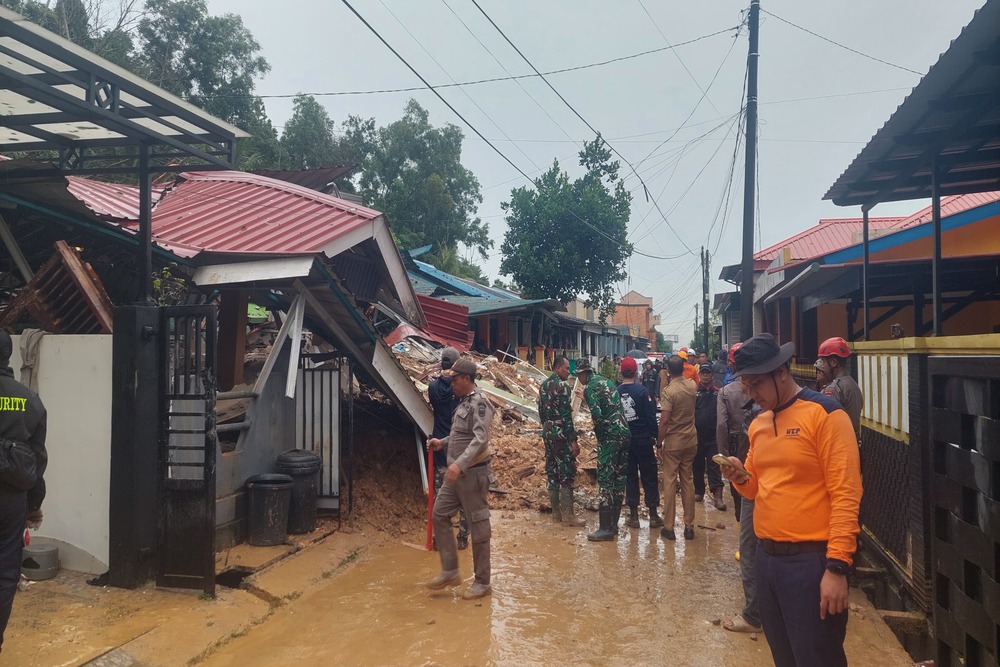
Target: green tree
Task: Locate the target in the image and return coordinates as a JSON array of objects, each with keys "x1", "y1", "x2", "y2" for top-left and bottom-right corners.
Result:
[
  {"x1": 690, "y1": 310, "x2": 722, "y2": 358},
  {"x1": 133, "y1": 0, "x2": 269, "y2": 126},
  {"x1": 342, "y1": 99, "x2": 489, "y2": 265},
  {"x1": 279, "y1": 94, "x2": 346, "y2": 170},
  {"x1": 499, "y1": 137, "x2": 632, "y2": 321}
]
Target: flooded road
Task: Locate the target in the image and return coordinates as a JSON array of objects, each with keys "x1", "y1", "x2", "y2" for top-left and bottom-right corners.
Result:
[{"x1": 201, "y1": 503, "x2": 909, "y2": 667}]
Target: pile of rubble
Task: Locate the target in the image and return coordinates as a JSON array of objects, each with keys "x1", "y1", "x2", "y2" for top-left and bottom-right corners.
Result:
[{"x1": 390, "y1": 339, "x2": 600, "y2": 512}]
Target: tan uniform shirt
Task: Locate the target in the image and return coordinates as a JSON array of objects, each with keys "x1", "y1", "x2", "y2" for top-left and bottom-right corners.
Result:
[
  {"x1": 823, "y1": 374, "x2": 863, "y2": 438},
  {"x1": 716, "y1": 381, "x2": 752, "y2": 458},
  {"x1": 659, "y1": 376, "x2": 697, "y2": 451},
  {"x1": 441, "y1": 387, "x2": 495, "y2": 471}
]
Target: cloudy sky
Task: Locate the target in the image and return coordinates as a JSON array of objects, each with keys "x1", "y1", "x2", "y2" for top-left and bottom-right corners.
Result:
[{"x1": 208, "y1": 0, "x2": 984, "y2": 345}]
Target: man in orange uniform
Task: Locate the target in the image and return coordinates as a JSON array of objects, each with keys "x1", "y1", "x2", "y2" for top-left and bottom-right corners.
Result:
[{"x1": 721, "y1": 333, "x2": 862, "y2": 667}]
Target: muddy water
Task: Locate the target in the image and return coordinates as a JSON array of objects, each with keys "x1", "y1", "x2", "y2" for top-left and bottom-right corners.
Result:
[{"x1": 202, "y1": 502, "x2": 906, "y2": 667}]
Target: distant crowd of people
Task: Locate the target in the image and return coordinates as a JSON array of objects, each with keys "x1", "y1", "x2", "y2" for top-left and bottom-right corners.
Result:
[{"x1": 423, "y1": 334, "x2": 864, "y2": 667}]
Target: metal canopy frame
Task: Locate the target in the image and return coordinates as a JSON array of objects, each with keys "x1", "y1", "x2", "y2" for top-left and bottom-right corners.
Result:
[
  {"x1": 0, "y1": 7, "x2": 247, "y2": 303},
  {"x1": 824, "y1": 0, "x2": 1000, "y2": 338}
]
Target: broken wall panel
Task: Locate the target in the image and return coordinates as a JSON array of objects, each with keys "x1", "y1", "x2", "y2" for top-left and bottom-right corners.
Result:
[{"x1": 0, "y1": 240, "x2": 114, "y2": 333}]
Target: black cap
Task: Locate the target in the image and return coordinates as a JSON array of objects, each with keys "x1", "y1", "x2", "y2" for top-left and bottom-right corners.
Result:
[
  {"x1": 733, "y1": 333, "x2": 795, "y2": 377},
  {"x1": 699, "y1": 363, "x2": 713, "y2": 373}
]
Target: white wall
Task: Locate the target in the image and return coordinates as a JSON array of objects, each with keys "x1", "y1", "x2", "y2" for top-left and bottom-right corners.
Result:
[{"x1": 11, "y1": 334, "x2": 112, "y2": 573}]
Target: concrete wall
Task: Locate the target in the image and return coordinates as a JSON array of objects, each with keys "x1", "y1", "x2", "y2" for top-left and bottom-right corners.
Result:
[
  {"x1": 10, "y1": 334, "x2": 112, "y2": 574},
  {"x1": 215, "y1": 345, "x2": 297, "y2": 549}
]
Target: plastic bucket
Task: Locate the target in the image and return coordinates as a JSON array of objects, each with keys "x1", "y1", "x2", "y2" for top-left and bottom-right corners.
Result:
[
  {"x1": 275, "y1": 449, "x2": 322, "y2": 534},
  {"x1": 246, "y1": 473, "x2": 293, "y2": 546}
]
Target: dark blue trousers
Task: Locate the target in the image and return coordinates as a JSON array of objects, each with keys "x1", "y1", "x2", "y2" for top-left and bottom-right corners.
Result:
[
  {"x1": 0, "y1": 491, "x2": 26, "y2": 651},
  {"x1": 624, "y1": 436, "x2": 659, "y2": 510},
  {"x1": 756, "y1": 547, "x2": 848, "y2": 667}
]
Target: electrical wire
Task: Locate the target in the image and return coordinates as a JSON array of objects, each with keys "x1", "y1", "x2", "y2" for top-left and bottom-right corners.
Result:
[
  {"x1": 338, "y1": 0, "x2": 676, "y2": 262},
  {"x1": 760, "y1": 8, "x2": 923, "y2": 76},
  {"x1": 438, "y1": 0, "x2": 582, "y2": 150},
  {"x1": 469, "y1": 0, "x2": 743, "y2": 256},
  {"x1": 199, "y1": 25, "x2": 740, "y2": 100}
]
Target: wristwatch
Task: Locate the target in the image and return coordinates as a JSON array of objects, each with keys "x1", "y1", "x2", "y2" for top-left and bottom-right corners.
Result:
[{"x1": 825, "y1": 559, "x2": 849, "y2": 576}]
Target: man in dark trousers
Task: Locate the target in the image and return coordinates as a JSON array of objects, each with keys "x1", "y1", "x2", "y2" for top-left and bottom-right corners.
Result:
[
  {"x1": 425, "y1": 357, "x2": 495, "y2": 600},
  {"x1": 694, "y1": 363, "x2": 725, "y2": 510},
  {"x1": 0, "y1": 331, "x2": 47, "y2": 653},
  {"x1": 427, "y1": 347, "x2": 468, "y2": 549},
  {"x1": 722, "y1": 333, "x2": 862, "y2": 667},
  {"x1": 616, "y1": 357, "x2": 662, "y2": 529}
]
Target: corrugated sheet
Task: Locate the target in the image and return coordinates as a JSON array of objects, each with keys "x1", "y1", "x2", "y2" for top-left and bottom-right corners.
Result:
[
  {"x1": 250, "y1": 166, "x2": 356, "y2": 193},
  {"x1": 416, "y1": 294, "x2": 473, "y2": 350},
  {"x1": 150, "y1": 172, "x2": 381, "y2": 254},
  {"x1": 888, "y1": 191, "x2": 1000, "y2": 230},
  {"x1": 65, "y1": 171, "x2": 384, "y2": 257},
  {"x1": 66, "y1": 176, "x2": 150, "y2": 222},
  {"x1": 755, "y1": 217, "x2": 904, "y2": 263},
  {"x1": 439, "y1": 294, "x2": 550, "y2": 315}
]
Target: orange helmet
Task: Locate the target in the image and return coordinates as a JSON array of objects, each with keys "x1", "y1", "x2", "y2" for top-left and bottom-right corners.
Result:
[
  {"x1": 818, "y1": 336, "x2": 851, "y2": 358},
  {"x1": 728, "y1": 342, "x2": 742, "y2": 364}
]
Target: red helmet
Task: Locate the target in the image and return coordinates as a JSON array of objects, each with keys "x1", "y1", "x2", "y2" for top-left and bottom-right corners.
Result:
[
  {"x1": 728, "y1": 342, "x2": 743, "y2": 364},
  {"x1": 818, "y1": 336, "x2": 851, "y2": 358}
]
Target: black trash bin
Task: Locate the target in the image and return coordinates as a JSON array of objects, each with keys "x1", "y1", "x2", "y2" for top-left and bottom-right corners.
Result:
[
  {"x1": 246, "y1": 474, "x2": 293, "y2": 546},
  {"x1": 275, "y1": 449, "x2": 322, "y2": 534}
]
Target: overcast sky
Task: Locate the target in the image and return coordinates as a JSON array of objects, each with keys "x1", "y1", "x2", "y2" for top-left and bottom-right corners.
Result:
[{"x1": 208, "y1": 0, "x2": 984, "y2": 345}]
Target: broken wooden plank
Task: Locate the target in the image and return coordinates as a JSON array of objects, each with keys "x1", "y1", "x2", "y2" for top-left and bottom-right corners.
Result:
[{"x1": 478, "y1": 379, "x2": 539, "y2": 422}]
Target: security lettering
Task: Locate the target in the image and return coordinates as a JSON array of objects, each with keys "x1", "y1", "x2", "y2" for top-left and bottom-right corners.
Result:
[{"x1": 0, "y1": 396, "x2": 27, "y2": 412}]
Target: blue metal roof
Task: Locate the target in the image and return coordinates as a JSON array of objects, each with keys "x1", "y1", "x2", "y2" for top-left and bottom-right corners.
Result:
[{"x1": 436, "y1": 295, "x2": 550, "y2": 315}]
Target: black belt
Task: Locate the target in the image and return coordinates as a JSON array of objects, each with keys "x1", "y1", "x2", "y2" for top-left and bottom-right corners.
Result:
[
  {"x1": 470, "y1": 459, "x2": 491, "y2": 469},
  {"x1": 758, "y1": 538, "x2": 827, "y2": 556}
]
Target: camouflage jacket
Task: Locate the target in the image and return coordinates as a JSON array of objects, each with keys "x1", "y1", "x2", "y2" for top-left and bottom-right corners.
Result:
[
  {"x1": 584, "y1": 374, "x2": 630, "y2": 442},
  {"x1": 538, "y1": 373, "x2": 576, "y2": 442}
]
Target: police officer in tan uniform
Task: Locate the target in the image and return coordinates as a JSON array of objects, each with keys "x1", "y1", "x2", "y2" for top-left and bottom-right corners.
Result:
[{"x1": 425, "y1": 357, "x2": 495, "y2": 600}]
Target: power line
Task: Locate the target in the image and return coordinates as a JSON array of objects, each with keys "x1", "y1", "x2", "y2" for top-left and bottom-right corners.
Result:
[
  {"x1": 469, "y1": 0, "x2": 738, "y2": 255},
  {"x1": 378, "y1": 0, "x2": 541, "y2": 172},
  {"x1": 338, "y1": 0, "x2": 674, "y2": 262},
  {"x1": 637, "y1": 0, "x2": 724, "y2": 119},
  {"x1": 760, "y1": 8, "x2": 923, "y2": 76},
  {"x1": 438, "y1": 0, "x2": 582, "y2": 151},
  {"x1": 200, "y1": 25, "x2": 740, "y2": 100}
]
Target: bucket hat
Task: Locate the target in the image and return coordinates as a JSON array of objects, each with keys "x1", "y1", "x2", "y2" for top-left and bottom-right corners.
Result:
[
  {"x1": 733, "y1": 333, "x2": 795, "y2": 377},
  {"x1": 575, "y1": 358, "x2": 594, "y2": 374}
]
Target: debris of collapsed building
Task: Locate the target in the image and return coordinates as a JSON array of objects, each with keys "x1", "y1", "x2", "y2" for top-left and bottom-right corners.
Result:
[{"x1": 390, "y1": 337, "x2": 601, "y2": 512}]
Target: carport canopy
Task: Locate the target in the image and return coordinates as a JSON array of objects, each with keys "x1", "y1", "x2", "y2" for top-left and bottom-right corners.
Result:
[{"x1": 0, "y1": 6, "x2": 247, "y2": 172}]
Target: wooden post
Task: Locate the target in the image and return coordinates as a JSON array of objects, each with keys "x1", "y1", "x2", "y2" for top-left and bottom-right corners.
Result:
[{"x1": 217, "y1": 290, "x2": 248, "y2": 391}]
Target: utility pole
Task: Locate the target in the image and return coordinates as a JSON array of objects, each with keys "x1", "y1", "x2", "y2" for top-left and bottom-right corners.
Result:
[
  {"x1": 702, "y1": 247, "x2": 710, "y2": 354},
  {"x1": 694, "y1": 303, "x2": 699, "y2": 348},
  {"x1": 739, "y1": 0, "x2": 760, "y2": 341}
]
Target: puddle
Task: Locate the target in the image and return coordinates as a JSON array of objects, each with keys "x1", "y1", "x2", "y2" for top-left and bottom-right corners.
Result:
[{"x1": 200, "y1": 503, "x2": 909, "y2": 667}]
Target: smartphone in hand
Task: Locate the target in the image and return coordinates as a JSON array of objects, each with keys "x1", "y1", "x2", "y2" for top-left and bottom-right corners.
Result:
[{"x1": 713, "y1": 454, "x2": 751, "y2": 481}]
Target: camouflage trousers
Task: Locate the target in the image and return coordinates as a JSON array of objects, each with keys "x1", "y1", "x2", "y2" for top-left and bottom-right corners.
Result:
[
  {"x1": 596, "y1": 432, "x2": 630, "y2": 505},
  {"x1": 434, "y1": 465, "x2": 469, "y2": 541},
  {"x1": 543, "y1": 436, "x2": 577, "y2": 491}
]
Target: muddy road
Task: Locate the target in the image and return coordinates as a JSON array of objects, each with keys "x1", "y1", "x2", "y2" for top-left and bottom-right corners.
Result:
[{"x1": 200, "y1": 503, "x2": 909, "y2": 667}]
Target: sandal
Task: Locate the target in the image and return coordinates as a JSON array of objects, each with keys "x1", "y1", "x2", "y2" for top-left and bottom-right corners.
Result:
[{"x1": 723, "y1": 616, "x2": 762, "y2": 633}]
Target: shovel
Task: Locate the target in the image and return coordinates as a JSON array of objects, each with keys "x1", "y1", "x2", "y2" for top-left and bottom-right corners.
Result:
[{"x1": 403, "y1": 446, "x2": 435, "y2": 551}]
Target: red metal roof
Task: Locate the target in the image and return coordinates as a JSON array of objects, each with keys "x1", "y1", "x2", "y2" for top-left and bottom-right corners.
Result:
[
  {"x1": 66, "y1": 176, "x2": 148, "y2": 222},
  {"x1": 755, "y1": 217, "x2": 904, "y2": 263},
  {"x1": 64, "y1": 171, "x2": 384, "y2": 257},
  {"x1": 415, "y1": 294, "x2": 474, "y2": 351},
  {"x1": 150, "y1": 171, "x2": 382, "y2": 254},
  {"x1": 887, "y1": 191, "x2": 1000, "y2": 230}
]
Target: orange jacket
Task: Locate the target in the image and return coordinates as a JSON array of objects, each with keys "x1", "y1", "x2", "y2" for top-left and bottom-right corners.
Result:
[
  {"x1": 737, "y1": 388, "x2": 862, "y2": 564},
  {"x1": 683, "y1": 363, "x2": 699, "y2": 382}
]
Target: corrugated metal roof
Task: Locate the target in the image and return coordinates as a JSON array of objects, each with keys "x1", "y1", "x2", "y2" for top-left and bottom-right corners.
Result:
[
  {"x1": 150, "y1": 171, "x2": 382, "y2": 254},
  {"x1": 824, "y1": 1, "x2": 1000, "y2": 205},
  {"x1": 64, "y1": 171, "x2": 384, "y2": 256},
  {"x1": 755, "y1": 217, "x2": 904, "y2": 262},
  {"x1": 65, "y1": 176, "x2": 149, "y2": 222},
  {"x1": 416, "y1": 294, "x2": 474, "y2": 350},
  {"x1": 887, "y1": 191, "x2": 1000, "y2": 230},
  {"x1": 437, "y1": 295, "x2": 549, "y2": 315}
]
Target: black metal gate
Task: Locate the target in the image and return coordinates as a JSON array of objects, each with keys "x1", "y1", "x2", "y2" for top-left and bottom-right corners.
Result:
[
  {"x1": 928, "y1": 356, "x2": 1000, "y2": 667},
  {"x1": 158, "y1": 306, "x2": 217, "y2": 594}
]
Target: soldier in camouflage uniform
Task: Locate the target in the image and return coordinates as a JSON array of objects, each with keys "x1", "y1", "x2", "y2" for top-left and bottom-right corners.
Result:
[
  {"x1": 537, "y1": 356, "x2": 586, "y2": 526},
  {"x1": 576, "y1": 358, "x2": 630, "y2": 541}
]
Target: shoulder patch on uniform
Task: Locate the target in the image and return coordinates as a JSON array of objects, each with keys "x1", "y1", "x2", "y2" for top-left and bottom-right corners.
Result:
[{"x1": 479, "y1": 403, "x2": 486, "y2": 417}]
